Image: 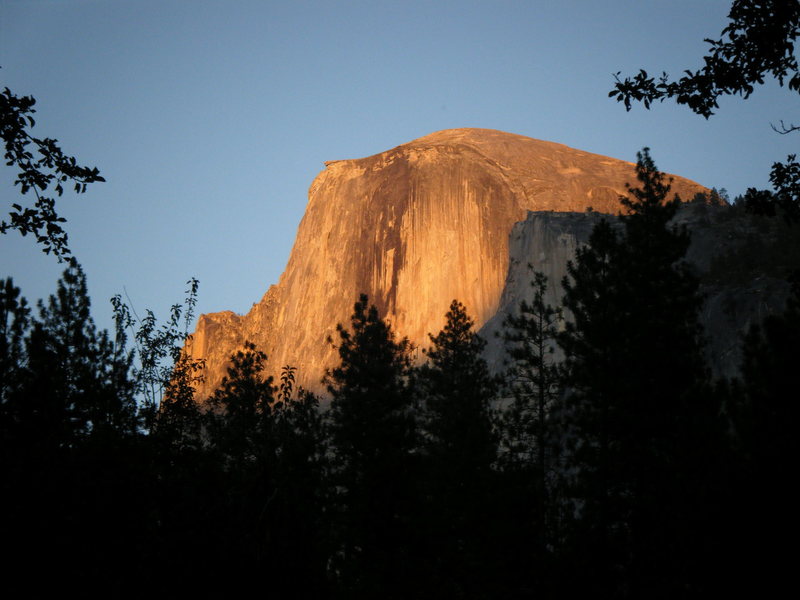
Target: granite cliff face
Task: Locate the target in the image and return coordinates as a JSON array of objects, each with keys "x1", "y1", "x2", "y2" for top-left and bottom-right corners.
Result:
[
  {"x1": 479, "y1": 206, "x2": 792, "y2": 379},
  {"x1": 188, "y1": 128, "x2": 709, "y2": 397}
]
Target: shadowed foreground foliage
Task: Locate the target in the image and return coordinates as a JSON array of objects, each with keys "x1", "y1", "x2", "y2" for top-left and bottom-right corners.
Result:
[{"x1": 2, "y1": 151, "x2": 796, "y2": 598}]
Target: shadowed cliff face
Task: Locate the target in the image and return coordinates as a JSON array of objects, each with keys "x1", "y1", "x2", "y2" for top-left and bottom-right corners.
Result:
[
  {"x1": 189, "y1": 128, "x2": 708, "y2": 397},
  {"x1": 480, "y1": 205, "x2": 792, "y2": 380}
]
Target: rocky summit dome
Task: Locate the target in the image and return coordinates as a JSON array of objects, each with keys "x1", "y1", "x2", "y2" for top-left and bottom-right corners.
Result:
[{"x1": 187, "y1": 129, "x2": 708, "y2": 397}]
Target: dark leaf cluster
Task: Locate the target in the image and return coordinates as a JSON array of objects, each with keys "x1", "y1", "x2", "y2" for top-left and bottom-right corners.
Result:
[
  {"x1": 1, "y1": 82, "x2": 105, "y2": 258},
  {"x1": 609, "y1": 0, "x2": 800, "y2": 118},
  {"x1": 609, "y1": 1, "x2": 800, "y2": 224},
  {"x1": 744, "y1": 153, "x2": 800, "y2": 223}
]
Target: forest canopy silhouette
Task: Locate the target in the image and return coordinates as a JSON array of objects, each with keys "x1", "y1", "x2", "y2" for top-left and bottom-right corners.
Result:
[
  {"x1": 2, "y1": 148, "x2": 797, "y2": 597},
  {"x1": 2, "y1": 1, "x2": 798, "y2": 596}
]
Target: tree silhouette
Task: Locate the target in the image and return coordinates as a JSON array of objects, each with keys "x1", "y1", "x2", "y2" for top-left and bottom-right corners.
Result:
[
  {"x1": 111, "y1": 277, "x2": 204, "y2": 436},
  {"x1": 610, "y1": 8, "x2": 800, "y2": 588},
  {"x1": 501, "y1": 270, "x2": 562, "y2": 484},
  {"x1": 0, "y1": 277, "x2": 30, "y2": 429},
  {"x1": 499, "y1": 270, "x2": 564, "y2": 595},
  {"x1": 201, "y1": 342, "x2": 278, "y2": 584},
  {"x1": 610, "y1": 1, "x2": 799, "y2": 117},
  {"x1": 557, "y1": 149, "x2": 718, "y2": 596},
  {"x1": 5, "y1": 259, "x2": 137, "y2": 446},
  {"x1": 269, "y1": 365, "x2": 330, "y2": 597},
  {"x1": 0, "y1": 261, "x2": 156, "y2": 593},
  {"x1": 420, "y1": 300, "x2": 496, "y2": 471},
  {"x1": 207, "y1": 341, "x2": 273, "y2": 467},
  {"x1": 325, "y1": 293, "x2": 418, "y2": 598},
  {"x1": 416, "y1": 300, "x2": 498, "y2": 598}
]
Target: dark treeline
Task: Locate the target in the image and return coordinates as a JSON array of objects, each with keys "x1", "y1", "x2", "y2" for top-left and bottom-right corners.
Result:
[{"x1": 1, "y1": 151, "x2": 797, "y2": 598}]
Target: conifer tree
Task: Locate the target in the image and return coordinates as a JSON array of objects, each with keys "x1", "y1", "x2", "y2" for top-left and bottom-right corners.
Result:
[
  {"x1": 501, "y1": 270, "x2": 562, "y2": 488},
  {"x1": 202, "y1": 343, "x2": 279, "y2": 583},
  {"x1": 0, "y1": 261, "x2": 147, "y2": 591},
  {"x1": 499, "y1": 271, "x2": 564, "y2": 594},
  {"x1": 416, "y1": 300, "x2": 498, "y2": 597},
  {"x1": 12, "y1": 259, "x2": 137, "y2": 446},
  {"x1": 207, "y1": 341, "x2": 274, "y2": 468},
  {"x1": 558, "y1": 149, "x2": 718, "y2": 596},
  {"x1": 326, "y1": 294, "x2": 418, "y2": 598},
  {"x1": 270, "y1": 365, "x2": 330, "y2": 597},
  {"x1": 420, "y1": 300, "x2": 496, "y2": 473},
  {"x1": 0, "y1": 277, "x2": 31, "y2": 436}
]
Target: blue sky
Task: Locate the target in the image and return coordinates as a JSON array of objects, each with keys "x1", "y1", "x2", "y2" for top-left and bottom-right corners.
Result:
[{"x1": 1, "y1": 0, "x2": 796, "y2": 335}]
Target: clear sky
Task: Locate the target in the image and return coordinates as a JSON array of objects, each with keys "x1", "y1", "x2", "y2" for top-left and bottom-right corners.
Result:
[{"x1": 1, "y1": 0, "x2": 796, "y2": 335}]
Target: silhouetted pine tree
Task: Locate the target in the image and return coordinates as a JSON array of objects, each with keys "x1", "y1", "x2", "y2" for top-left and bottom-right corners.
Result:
[
  {"x1": 499, "y1": 270, "x2": 564, "y2": 596},
  {"x1": 502, "y1": 271, "x2": 562, "y2": 472},
  {"x1": 197, "y1": 342, "x2": 278, "y2": 586},
  {"x1": 208, "y1": 342, "x2": 274, "y2": 466},
  {"x1": 557, "y1": 149, "x2": 721, "y2": 597},
  {"x1": 325, "y1": 294, "x2": 419, "y2": 599},
  {"x1": 0, "y1": 277, "x2": 31, "y2": 438},
  {"x1": 416, "y1": 300, "x2": 498, "y2": 598},
  {"x1": 17, "y1": 259, "x2": 137, "y2": 445},
  {"x1": 0, "y1": 261, "x2": 150, "y2": 592}
]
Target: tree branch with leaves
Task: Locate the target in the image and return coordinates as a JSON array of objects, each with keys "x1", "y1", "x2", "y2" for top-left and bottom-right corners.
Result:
[
  {"x1": 609, "y1": 1, "x2": 800, "y2": 223},
  {"x1": 1, "y1": 82, "x2": 105, "y2": 258}
]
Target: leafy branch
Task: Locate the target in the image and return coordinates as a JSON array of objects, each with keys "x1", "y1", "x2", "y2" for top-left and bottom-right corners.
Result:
[
  {"x1": 1, "y1": 83, "x2": 105, "y2": 258},
  {"x1": 609, "y1": 1, "x2": 800, "y2": 118}
]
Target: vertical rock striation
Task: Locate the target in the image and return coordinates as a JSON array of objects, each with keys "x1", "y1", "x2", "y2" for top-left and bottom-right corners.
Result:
[{"x1": 189, "y1": 128, "x2": 708, "y2": 396}]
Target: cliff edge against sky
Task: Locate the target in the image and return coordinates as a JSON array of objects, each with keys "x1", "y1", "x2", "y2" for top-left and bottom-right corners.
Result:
[{"x1": 188, "y1": 128, "x2": 708, "y2": 396}]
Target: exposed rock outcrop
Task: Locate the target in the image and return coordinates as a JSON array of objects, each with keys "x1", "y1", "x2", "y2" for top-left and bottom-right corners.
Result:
[
  {"x1": 479, "y1": 206, "x2": 792, "y2": 379},
  {"x1": 188, "y1": 128, "x2": 709, "y2": 397}
]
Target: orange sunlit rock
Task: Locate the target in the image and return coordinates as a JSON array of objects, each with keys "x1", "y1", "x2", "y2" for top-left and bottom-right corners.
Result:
[{"x1": 188, "y1": 128, "x2": 707, "y2": 397}]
